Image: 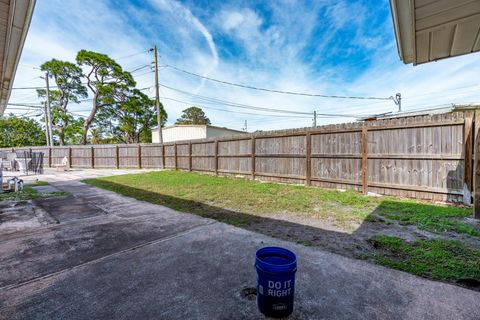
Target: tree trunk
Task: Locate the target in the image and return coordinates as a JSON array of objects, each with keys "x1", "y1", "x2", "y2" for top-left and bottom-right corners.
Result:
[
  {"x1": 80, "y1": 93, "x2": 98, "y2": 145},
  {"x1": 59, "y1": 127, "x2": 65, "y2": 146}
]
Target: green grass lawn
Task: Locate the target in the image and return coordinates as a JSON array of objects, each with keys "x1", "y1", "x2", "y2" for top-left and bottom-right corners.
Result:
[
  {"x1": 374, "y1": 200, "x2": 478, "y2": 236},
  {"x1": 84, "y1": 170, "x2": 378, "y2": 227},
  {"x1": 83, "y1": 170, "x2": 474, "y2": 234},
  {"x1": 368, "y1": 235, "x2": 480, "y2": 283}
]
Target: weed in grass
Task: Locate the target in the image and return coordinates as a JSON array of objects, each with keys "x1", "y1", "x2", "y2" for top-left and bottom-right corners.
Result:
[
  {"x1": 296, "y1": 239, "x2": 313, "y2": 247},
  {"x1": 0, "y1": 187, "x2": 39, "y2": 201},
  {"x1": 26, "y1": 180, "x2": 49, "y2": 187},
  {"x1": 0, "y1": 181, "x2": 66, "y2": 202},
  {"x1": 368, "y1": 235, "x2": 480, "y2": 282},
  {"x1": 374, "y1": 200, "x2": 477, "y2": 236}
]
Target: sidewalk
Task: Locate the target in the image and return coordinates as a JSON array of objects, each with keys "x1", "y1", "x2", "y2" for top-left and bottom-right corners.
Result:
[{"x1": 0, "y1": 171, "x2": 479, "y2": 319}]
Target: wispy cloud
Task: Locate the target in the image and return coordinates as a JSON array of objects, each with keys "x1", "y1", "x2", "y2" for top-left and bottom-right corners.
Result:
[{"x1": 150, "y1": 0, "x2": 219, "y2": 93}]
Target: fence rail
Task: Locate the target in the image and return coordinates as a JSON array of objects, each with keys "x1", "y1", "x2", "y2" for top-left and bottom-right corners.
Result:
[{"x1": 3, "y1": 111, "x2": 476, "y2": 206}]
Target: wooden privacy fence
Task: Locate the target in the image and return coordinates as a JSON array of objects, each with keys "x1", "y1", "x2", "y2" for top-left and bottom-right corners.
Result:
[{"x1": 7, "y1": 110, "x2": 480, "y2": 212}]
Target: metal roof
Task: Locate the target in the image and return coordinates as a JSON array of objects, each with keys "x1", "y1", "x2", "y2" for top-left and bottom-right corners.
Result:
[
  {"x1": 358, "y1": 103, "x2": 480, "y2": 120},
  {"x1": 0, "y1": 0, "x2": 36, "y2": 116},
  {"x1": 390, "y1": 0, "x2": 480, "y2": 65},
  {"x1": 152, "y1": 124, "x2": 247, "y2": 134}
]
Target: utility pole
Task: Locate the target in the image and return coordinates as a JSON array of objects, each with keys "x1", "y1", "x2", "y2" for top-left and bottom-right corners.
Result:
[
  {"x1": 313, "y1": 111, "x2": 317, "y2": 127},
  {"x1": 45, "y1": 71, "x2": 54, "y2": 146},
  {"x1": 153, "y1": 45, "x2": 163, "y2": 144},
  {"x1": 243, "y1": 120, "x2": 248, "y2": 132},
  {"x1": 44, "y1": 102, "x2": 50, "y2": 146},
  {"x1": 396, "y1": 93, "x2": 402, "y2": 112},
  {"x1": 392, "y1": 93, "x2": 402, "y2": 112}
]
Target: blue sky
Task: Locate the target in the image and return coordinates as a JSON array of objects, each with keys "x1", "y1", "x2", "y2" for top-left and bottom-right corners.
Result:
[{"x1": 7, "y1": 0, "x2": 480, "y2": 131}]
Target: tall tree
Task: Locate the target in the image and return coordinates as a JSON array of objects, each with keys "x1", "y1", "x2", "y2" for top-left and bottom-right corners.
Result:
[
  {"x1": 37, "y1": 59, "x2": 87, "y2": 145},
  {"x1": 0, "y1": 115, "x2": 46, "y2": 147},
  {"x1": 76, "y1": 50, "x2": 135, "y2": 144},
  {"x1": 175, "y1": 106, "x2": 211, "y2": 125},
  {"x1": 94, "y1": 89, "x2": 167, "y2": 144}
]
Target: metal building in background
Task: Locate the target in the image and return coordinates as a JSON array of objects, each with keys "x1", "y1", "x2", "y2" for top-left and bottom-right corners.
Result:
[{"x1": 152, "y1": 125, "x2": 247, "y2": 143}]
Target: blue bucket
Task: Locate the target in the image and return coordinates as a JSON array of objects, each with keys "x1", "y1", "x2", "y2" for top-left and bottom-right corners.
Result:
[{"x1": 255, "y1": 247, "x2": 297, "y2": 318}]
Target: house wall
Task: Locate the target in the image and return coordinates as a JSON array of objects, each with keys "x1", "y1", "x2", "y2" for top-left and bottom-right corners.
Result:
[
  {"x1": 152, "y1": 126, "x2": 207, "y2": 143},
  {"x1": 206, "y1": 127, "x2": 246, "y2": 139}
]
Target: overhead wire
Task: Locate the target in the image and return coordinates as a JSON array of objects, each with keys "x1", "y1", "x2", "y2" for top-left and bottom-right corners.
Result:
[
  {"x1": 159, "y1": 83, "x2": 363, "y2": 117},
  {"x1": 160, "y1": 96, "x2": 314, "y2": 119},
  {"x1": 11, "y1": 65, "x2": 152, "y2": 90},
  {"x1": 164, "y1": 64, "x2": 393, "y2": 100},
  {"x1": 114, "y1": 50, "x2": 149, "y2": 61}
]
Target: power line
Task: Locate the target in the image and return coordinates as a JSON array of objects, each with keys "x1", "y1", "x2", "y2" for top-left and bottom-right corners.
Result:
[
  {"x1": 11, "y1": 65, "x2": 151, "y2": 90},
  {"x1": 165, "y1": 64, "x2": 393, "y2": 100},
  {"x1": 159, "y1": 83, "x2": 311, "y2": 115},
  {"x1": 67, "y1": 111, "x2": 87, "y2": 118},
  {"x1": 160, "y1": 96, "x2": 313, "y2": 119},
  {"x1": 133, "y1": 70, "x2": 154, "y2": 78},
  {"x1": 19, "y1": 63, "x2": 41, "y2": 70},
  {"x1": 14, "y1": 76, "x2": 42, "y2": 85},
  {"x1": 11, "y1": 85, "x2": 53, "y2": 90},
  {"x1": 7, "y1": 103, "x2": 43, "y2": 108},
  {"x1": 159, "y1": 83, "x2": 362, "y2": 117},
  {"x1": 114, "y1": 50, "x2": 149, "y2": 61},
  {"x1": 128, "y1": 64, "x2": 151, "y2": 73},
  {"x1": 4, "y1": 107, "x2": 40, "y2": 111}
]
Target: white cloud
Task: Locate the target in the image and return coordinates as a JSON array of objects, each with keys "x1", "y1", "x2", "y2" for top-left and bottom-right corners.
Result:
[
  {"x1": 6, "y1": 0, "x2": 480, "y2": 134},
  {"x1": 150, "y1": 0, "x2": 219, "y2": 92}
]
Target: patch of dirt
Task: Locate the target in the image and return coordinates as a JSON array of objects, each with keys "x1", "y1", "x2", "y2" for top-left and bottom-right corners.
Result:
[
  {"x1": 240, "y1": 211, "x2": 480, "y2": 260},
  {"x1": 0, "y1": 200, "x2": 56, "y2": 235}
]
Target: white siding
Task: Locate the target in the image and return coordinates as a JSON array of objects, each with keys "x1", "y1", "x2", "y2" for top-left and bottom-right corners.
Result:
[
  {"x1": 152, "y1": 125, "x2": 246, "y2": 143},
  {"x1": 206, "y1": 126, "x2": 244, "y2": 139},
  {"x1": 152, "y1": 126, "x2": 206, "y2": 143}
]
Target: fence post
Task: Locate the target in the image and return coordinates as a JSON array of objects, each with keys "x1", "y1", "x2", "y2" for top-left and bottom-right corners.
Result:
[
  {"x1": 189, "y1": 142, "x2": 192, "y2": 171},
  {"x1": 361, "y1": 126, "x2": 368, "y2": 195},
  {"x1": 251, "y1": 135, "x2": 256, "y2": 180},
  {"x1": 48, "y1": 147, "x2": 52, "y2": 167},
  {"x1": 162, "y1": 144, "x2": 165, "y2": 169},
  {"x1": 115, "y1": 145, "x2": 119, "y2": 169},
  {"x1": 138, "y1": 145, "x2": 142, "y2": 169},
  {"x1": 68, "y1": 147, "x2": 72, "y2": 168},
  {"x1": 91, "y1": 146, "x2": 95, "y2": 169},
  {"x1": 463, "y1": 112, "x2": 474, "y2": 205},
  {"x1": 305, "y1": 132, "x2": 311, "y2": 186},
  {"x1": 214, "y1": 140, "x2": 219, "y2": 175},
  {"x1": 474, "y1": 111, "x2": 480, "y2": 219},
  {"x1": 174, "y1": 143, "x2": 178, "y2": 170}
]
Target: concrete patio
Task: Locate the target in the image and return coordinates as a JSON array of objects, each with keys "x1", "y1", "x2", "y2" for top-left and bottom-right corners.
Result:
[{"x1": 0, "y1": 169, "x2": 479, "y2": 319}]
